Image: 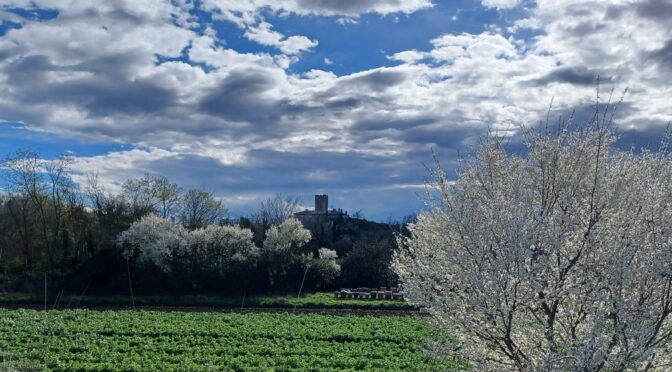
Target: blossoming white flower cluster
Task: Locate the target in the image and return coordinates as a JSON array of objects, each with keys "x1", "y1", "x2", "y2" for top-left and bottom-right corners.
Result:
[
  {"x1": 116, "y1": 214, "x2": 185, "y2": 268},
  {"x1": 262, "y1": 218, "x2": 311, "y2": 253},
  {"x1": 318, "y1": 248, "x2": 338, "y2": 260},
  {"x1": 318, "y1": 247, "x2": 341, "y2": 274},
  {"x1": 185, "y1": 224, "x2": 258, "y2": 270},
  {"x1": 116, "y1": 214, "x2": 256, "y2": 270},
  {"x1": 394, "y1": 122, "x2": 672, "y2": 370}
]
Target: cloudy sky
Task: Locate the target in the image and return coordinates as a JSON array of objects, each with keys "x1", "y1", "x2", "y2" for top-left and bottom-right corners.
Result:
[{"x1": 0, "y1": 0, "x2": 670, "y2": 220}]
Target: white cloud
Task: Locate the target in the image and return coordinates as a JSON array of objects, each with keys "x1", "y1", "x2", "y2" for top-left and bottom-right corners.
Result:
[
  {"x1": 481, "y1": 0, "x2": 521, "y2": 10},
  {"x1": 202, "y1": 0, "x2": 432, "y2": 54},
  {"x1": 70, "y1": 147, "x2": 179, "y2": 194},
  {"x1": 243, "y1": 21, "x2": 318, "y2": 54},
  {"x1": 388, "y1": 50, "x2": 428, "y2": 63},
  {"x1": 336, "y1": 18, "x2": 358, "y2": 25},
  {"x1": 1, "y1": 0, "x2": 671, "y2": 218},
  {"x1": 202, "y1": 0, "x2": 433, "y2": 19}
]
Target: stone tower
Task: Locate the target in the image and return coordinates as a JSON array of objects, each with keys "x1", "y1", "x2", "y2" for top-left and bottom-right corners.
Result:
[{"x1": 315, "y1": 194, "x2": 328, "y2": 213}]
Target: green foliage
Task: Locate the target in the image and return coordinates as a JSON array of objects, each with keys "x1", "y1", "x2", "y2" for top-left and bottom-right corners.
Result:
[
  {"x1": 0, "y1": 309, "x2": 466, "y2": 371},
  {"x1": 340, "y1": 236, "x2": 398, "y2": 288}
]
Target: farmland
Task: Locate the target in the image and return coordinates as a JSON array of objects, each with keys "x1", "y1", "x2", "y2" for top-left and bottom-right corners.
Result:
[
  {"x1": 0, "y1": 309, "x2": 465, "y2": 371},
  {"x1": 0, "y1": 292, "x2": 415, "y2": 311}
]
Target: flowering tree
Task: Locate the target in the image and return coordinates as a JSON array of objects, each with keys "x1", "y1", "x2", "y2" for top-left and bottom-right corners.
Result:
[
  {"x1": 261, "y1": 217, "x2": 311, "y2": 288},
  {"x1": 116, "y1": 214, "x2": 186, "y2": 268},
  {"x1": 262, "y1": 218, "x2": 311, "y2": 254},
  {"x1": 394, "y1": 118, "x2": 672, "y2": 370},
  {"x1": 117, "y1": 215, "x2": 256, "y2": 274},
  {"x1": 311, "y1": 248, "x2": 341, "y2": 286},
  {"x1": 187, "y1": 224, "x2": 257, "y2": 272}
]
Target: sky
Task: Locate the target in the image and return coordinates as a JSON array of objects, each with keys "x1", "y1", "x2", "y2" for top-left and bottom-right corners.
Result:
[{"x1": 0, "y1": 0, "x2": 670, "y2": 221}]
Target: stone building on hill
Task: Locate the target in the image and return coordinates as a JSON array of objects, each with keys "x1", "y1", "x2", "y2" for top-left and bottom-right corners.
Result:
[{"x1": 294, "y1": 195, "x2": 348, "y2": 245}]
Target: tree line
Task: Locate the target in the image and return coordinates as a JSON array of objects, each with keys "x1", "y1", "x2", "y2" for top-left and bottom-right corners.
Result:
[{"x1": 0, "y1": 149, "x2": 400, "y2": 295}]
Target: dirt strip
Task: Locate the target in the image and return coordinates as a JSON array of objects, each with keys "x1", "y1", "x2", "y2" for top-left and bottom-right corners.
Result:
[{"x1": 0, "y1": 303, "x2": 424, "y2": 316}]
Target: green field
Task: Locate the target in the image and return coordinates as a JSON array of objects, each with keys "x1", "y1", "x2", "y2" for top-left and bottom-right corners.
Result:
[
  {"x1": 0, "y1": 292, "x2": 415, "y2": 311},
  {"x1": 0, "y1": 309, "x2": 464, "y2": 371}
]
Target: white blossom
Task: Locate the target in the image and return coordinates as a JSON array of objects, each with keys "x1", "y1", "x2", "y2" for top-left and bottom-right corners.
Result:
[
  {"x1": 262, "y1": 218, "x2": 311, "y2": 253},
  {"x1": 318, "y1": 248, "x2": 338, "y2": 260},
  {"x1": 317, "y1": 247, "x2": 341, "y2": 274},
  {"x1": 394, "y1": 117, "x2": 672, "y2": 370},
  {"x1": 116, "y1": 214, "x2": 186, "y2": 268},
  {"x1": 117, "y1": 215, "x2": 256, "y2": 272},
  {"x1": 187, "y1": 224, "x2": 258, "y2": 270}
]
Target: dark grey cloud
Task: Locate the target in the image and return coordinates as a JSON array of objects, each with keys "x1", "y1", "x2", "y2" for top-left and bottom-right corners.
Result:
[
  {"x1": 0, "y1": 49, "x2": 14, "y2": 62},
  {"x1": 347, "y1": 69, "x2": 407, "y2": 90},
  {"x1": 294, "y1": 0, "x2": 427, "y2": 15},
  {"x1": 199, "y1": 68, "x2": 297, "y2": 126},
  {"x1": 52, "y1": 79, "x2": 177, "y2": 117},
  {"x1": 307, "y1": 69, "x2": 410, "y2": 115},
  {"x1": 147, "y1": 148, "x2": 416, "y2": 192},
  {"x1": 527, "y1": 67, "x2": 601, "y2": 87},
  {"x1": 634, "y1": 0, "x2": 672, "y2": 21},
  {"x1": 604, "y1": 4, "x2": 626, "y2": 20},
  {"x1": 402, "y1": 123, "x2": 487, "y2": 150},
  {"x1": 650, "y1": 39, "x2": 672, "y2": 70},
  {"x1": 352, "y1": 115, "x2": 437, "y2": 131},
  {"x1": 2, "y1": 53, "x2": 177, "y2": 118},
  {"x1": 74, "y1": 51, "x2": 148, "y2": 78},
  {"x1": 604, "y1": 1, "x2": 672, "y2": 27},
  {"x1": 136, "y1": 148, "x2": 430, "y2": 220},
  {"x1": 566, "y1": 21, "x2": 607, "y2": 38},
  {"x1": 323, "y1": 97, "x2": 360, "y2": 110},
  {"x1": 3, "y1": 54, "x2": 53, "y2": 80}
]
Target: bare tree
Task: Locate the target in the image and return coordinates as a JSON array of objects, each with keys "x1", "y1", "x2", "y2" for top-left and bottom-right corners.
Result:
[
  {"x1": 2, "y1": 193, "x2": 35, "y2": 269},
  {"x1": 121, "y1": 175, "x2": 158, "y2": 218},
  {"x1": 121, "y1": 174, "x2": 182, "y2": 219},
  {"x1": 179, "y1": 189, "x2": 227, "y2": 229},
  {"x1": 2, "y1": 150, "x2": 54, "y2": 268},
  {"x1": 63, "y1": 179, "x2": 94, "y2": 262},
  {"x1": 152, "y1": 176, "x2": 182, "y2": 219},
  {"x1": 45, "y1": 154, "x2": 75, "y2": 262},
  {"x1": 86, "y1": 173, "x2": 134, "y2": 250},
  {"x1": 394, "y1": 102, "x2": 672, "y2": 370},
  {"x1": 251, "y1": 193, "x2": 302, "y2": 230}
]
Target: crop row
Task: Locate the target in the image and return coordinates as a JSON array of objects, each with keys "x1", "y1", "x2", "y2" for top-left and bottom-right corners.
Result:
[{"x1": 0, "y1": 309, "x2": 465, "y2": 371}]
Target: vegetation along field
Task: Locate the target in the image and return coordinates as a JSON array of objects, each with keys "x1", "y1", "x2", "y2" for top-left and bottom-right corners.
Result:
[
  {"x1": 0, "y1": 292, "x2": 415, "y2": 311},
  {"x1": 0, "y1": 309, "x2": 465, "y2": 371}
]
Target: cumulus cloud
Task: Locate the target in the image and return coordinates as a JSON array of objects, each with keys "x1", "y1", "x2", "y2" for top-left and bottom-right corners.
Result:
[
  {"x1": 0, "y1": 0, "x2": 670, "y2": 219},
  {"x1": 244, "y1": 21, "x2": 318, "y2": 55},
  {"x1": 201, "y1": 0, "x2": 431, "y2": 58},
  {"x1": 202, "y1": 0, "x2": 433, "y2": 20},
  {"x1": 481, "y1": 0, "x2": 521, "y2": 10},
  {"x1": 388, "y1": 50, "x2": 427, "y2": 64}
]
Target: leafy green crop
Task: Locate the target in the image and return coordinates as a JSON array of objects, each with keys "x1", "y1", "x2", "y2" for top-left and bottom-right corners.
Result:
[{"x1": 0, "y1": 309, "x2": 465, "y2": 371}]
